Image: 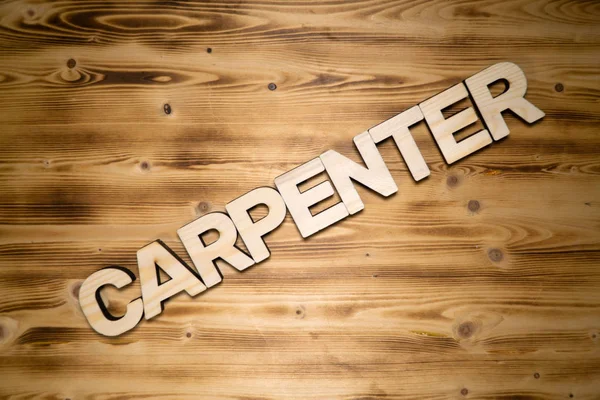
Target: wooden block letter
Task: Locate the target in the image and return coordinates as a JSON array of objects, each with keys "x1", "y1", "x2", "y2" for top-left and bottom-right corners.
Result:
[
  {"x1": 79, "y1": 267, "x2": 144, "y2": 337},
  {"x1": 465, "y1": 62, "x2": 545, "y2": 140},
  {"x1": 274, "y1": 158, "x2": 349, "y2": 238},
  {"x1": 225, "y1": 187, "x2": 287, "y2": 263},
  {"x1": 419, "y1": 83, "x2": 492, "y2": 164},
  {"x1": 138, "y1": 241, "x2": 206, "y2": 320},
  {"x1": 177, "y1": 212, "x2": 255, "y2": 288},
  {"x1": 369, "y1": 106, "x2": 430, "y2": 181},
  {"x1": 320, "y1": 131, "x2": 398, "y2": 215}
]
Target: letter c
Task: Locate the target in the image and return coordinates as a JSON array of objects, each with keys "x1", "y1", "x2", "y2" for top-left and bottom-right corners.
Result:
[{"x1": 79, "y1": 266, "x2": 144, "y2": 337}]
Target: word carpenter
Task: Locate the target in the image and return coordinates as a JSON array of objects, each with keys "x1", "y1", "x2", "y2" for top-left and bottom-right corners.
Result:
[{"x1": 79, "y1": 62, "x2": 545, "y2": 336}]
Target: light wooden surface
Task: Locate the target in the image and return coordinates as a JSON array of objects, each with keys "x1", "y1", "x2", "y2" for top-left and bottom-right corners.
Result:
[
  {"x1": 78, "y1": 267, "x2": 144, "y2": 337},
  {"x1": 369, "y1": 105, "x2": 431, "y2": 181},
  {"x1": 321, "y1": 131, "x2": 398, "y2": 215},
  {"x1": 275, "y1": 158, "x2": 350, "y2": 238},
  {"x1": 465, "y1": 62, "x2": 546, "y2": 141},
  {"x1": 137, "y1": 240, "x2": 206, "y2": 321},
  {"x1": 225, "y1": 186, "x2": 287, "y2": 263},
  {"x1": 178, "y1": 212, "x2": 255, "y2": 288},
  {"x1": 0, "y1": 0, "x2": 599, "y2": 399},
  {"x1": 420, "y1": 83, "x2": 493, "y2": 164}
]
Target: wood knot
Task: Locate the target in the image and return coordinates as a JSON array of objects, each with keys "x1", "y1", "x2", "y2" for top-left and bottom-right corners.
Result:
[
  {"x1": 140, "y1": 161, "x2": 150, "y2": 171},
  {"x1": 59, "y1": 68, "x2": 82, "y2": 83},
  {"x1": 197, "y1": 201, "x2": 211, "y2": 214},
  {"x1": 186, "y1": 332, "x2": 192, "y2": 338},
  {"x1": 206, "y1": 48, "x2": 212, "y2": 53},
  {"x1": 533, "y1": 372, "x2": 540, "y2": 379},
  {"x1": 488, "y1": 248, "x2": 503, "y2": 262},
  {"x1": 295, "y1": 305, "x2": 305, "y2": 319},
  {"x1": 0, "y1": 317, "x2": 18, "y2": 343},
  {"x1": 67, "y1": 59, "x2": 76, "y2": 69},
  {"x1": 461, "y1": 388, "x2": 468, "y2": 396},
  {"x1": 467, "y1": 200, "x2": 480, "y2": 212},
  {"x1": 554, "y1": 83, "x2": 564, "y2": 92},
  {"x1": 268, "y1": 82, "x2": 277, "y2": 91},
  {"x1": 163, "y1": 103, "x2": 172, "y2": 115},
  {"x1": 458, "y1": 321, "x2": 475, "y2": 339},
  {"x1": 446, "y1": 175, "x2": 459, "y2": 187},
  {"x1": 71, "y1": 281, "x2": 82, "y2": 298}
]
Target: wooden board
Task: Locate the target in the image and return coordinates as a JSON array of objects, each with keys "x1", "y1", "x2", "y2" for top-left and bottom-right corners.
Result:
[{"x1": 1, "y1": 0, "x2": 599, "y2": 399}]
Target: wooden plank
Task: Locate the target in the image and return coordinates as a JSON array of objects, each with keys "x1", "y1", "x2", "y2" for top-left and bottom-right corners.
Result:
[{"x1": 1, "y1": 0, "x2": 599, "y2": 398}]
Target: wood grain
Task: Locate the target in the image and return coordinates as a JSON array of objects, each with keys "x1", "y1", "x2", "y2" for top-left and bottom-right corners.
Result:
[{"x1": 0, "y1": 0, "x2": 599, "y2": 399}]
